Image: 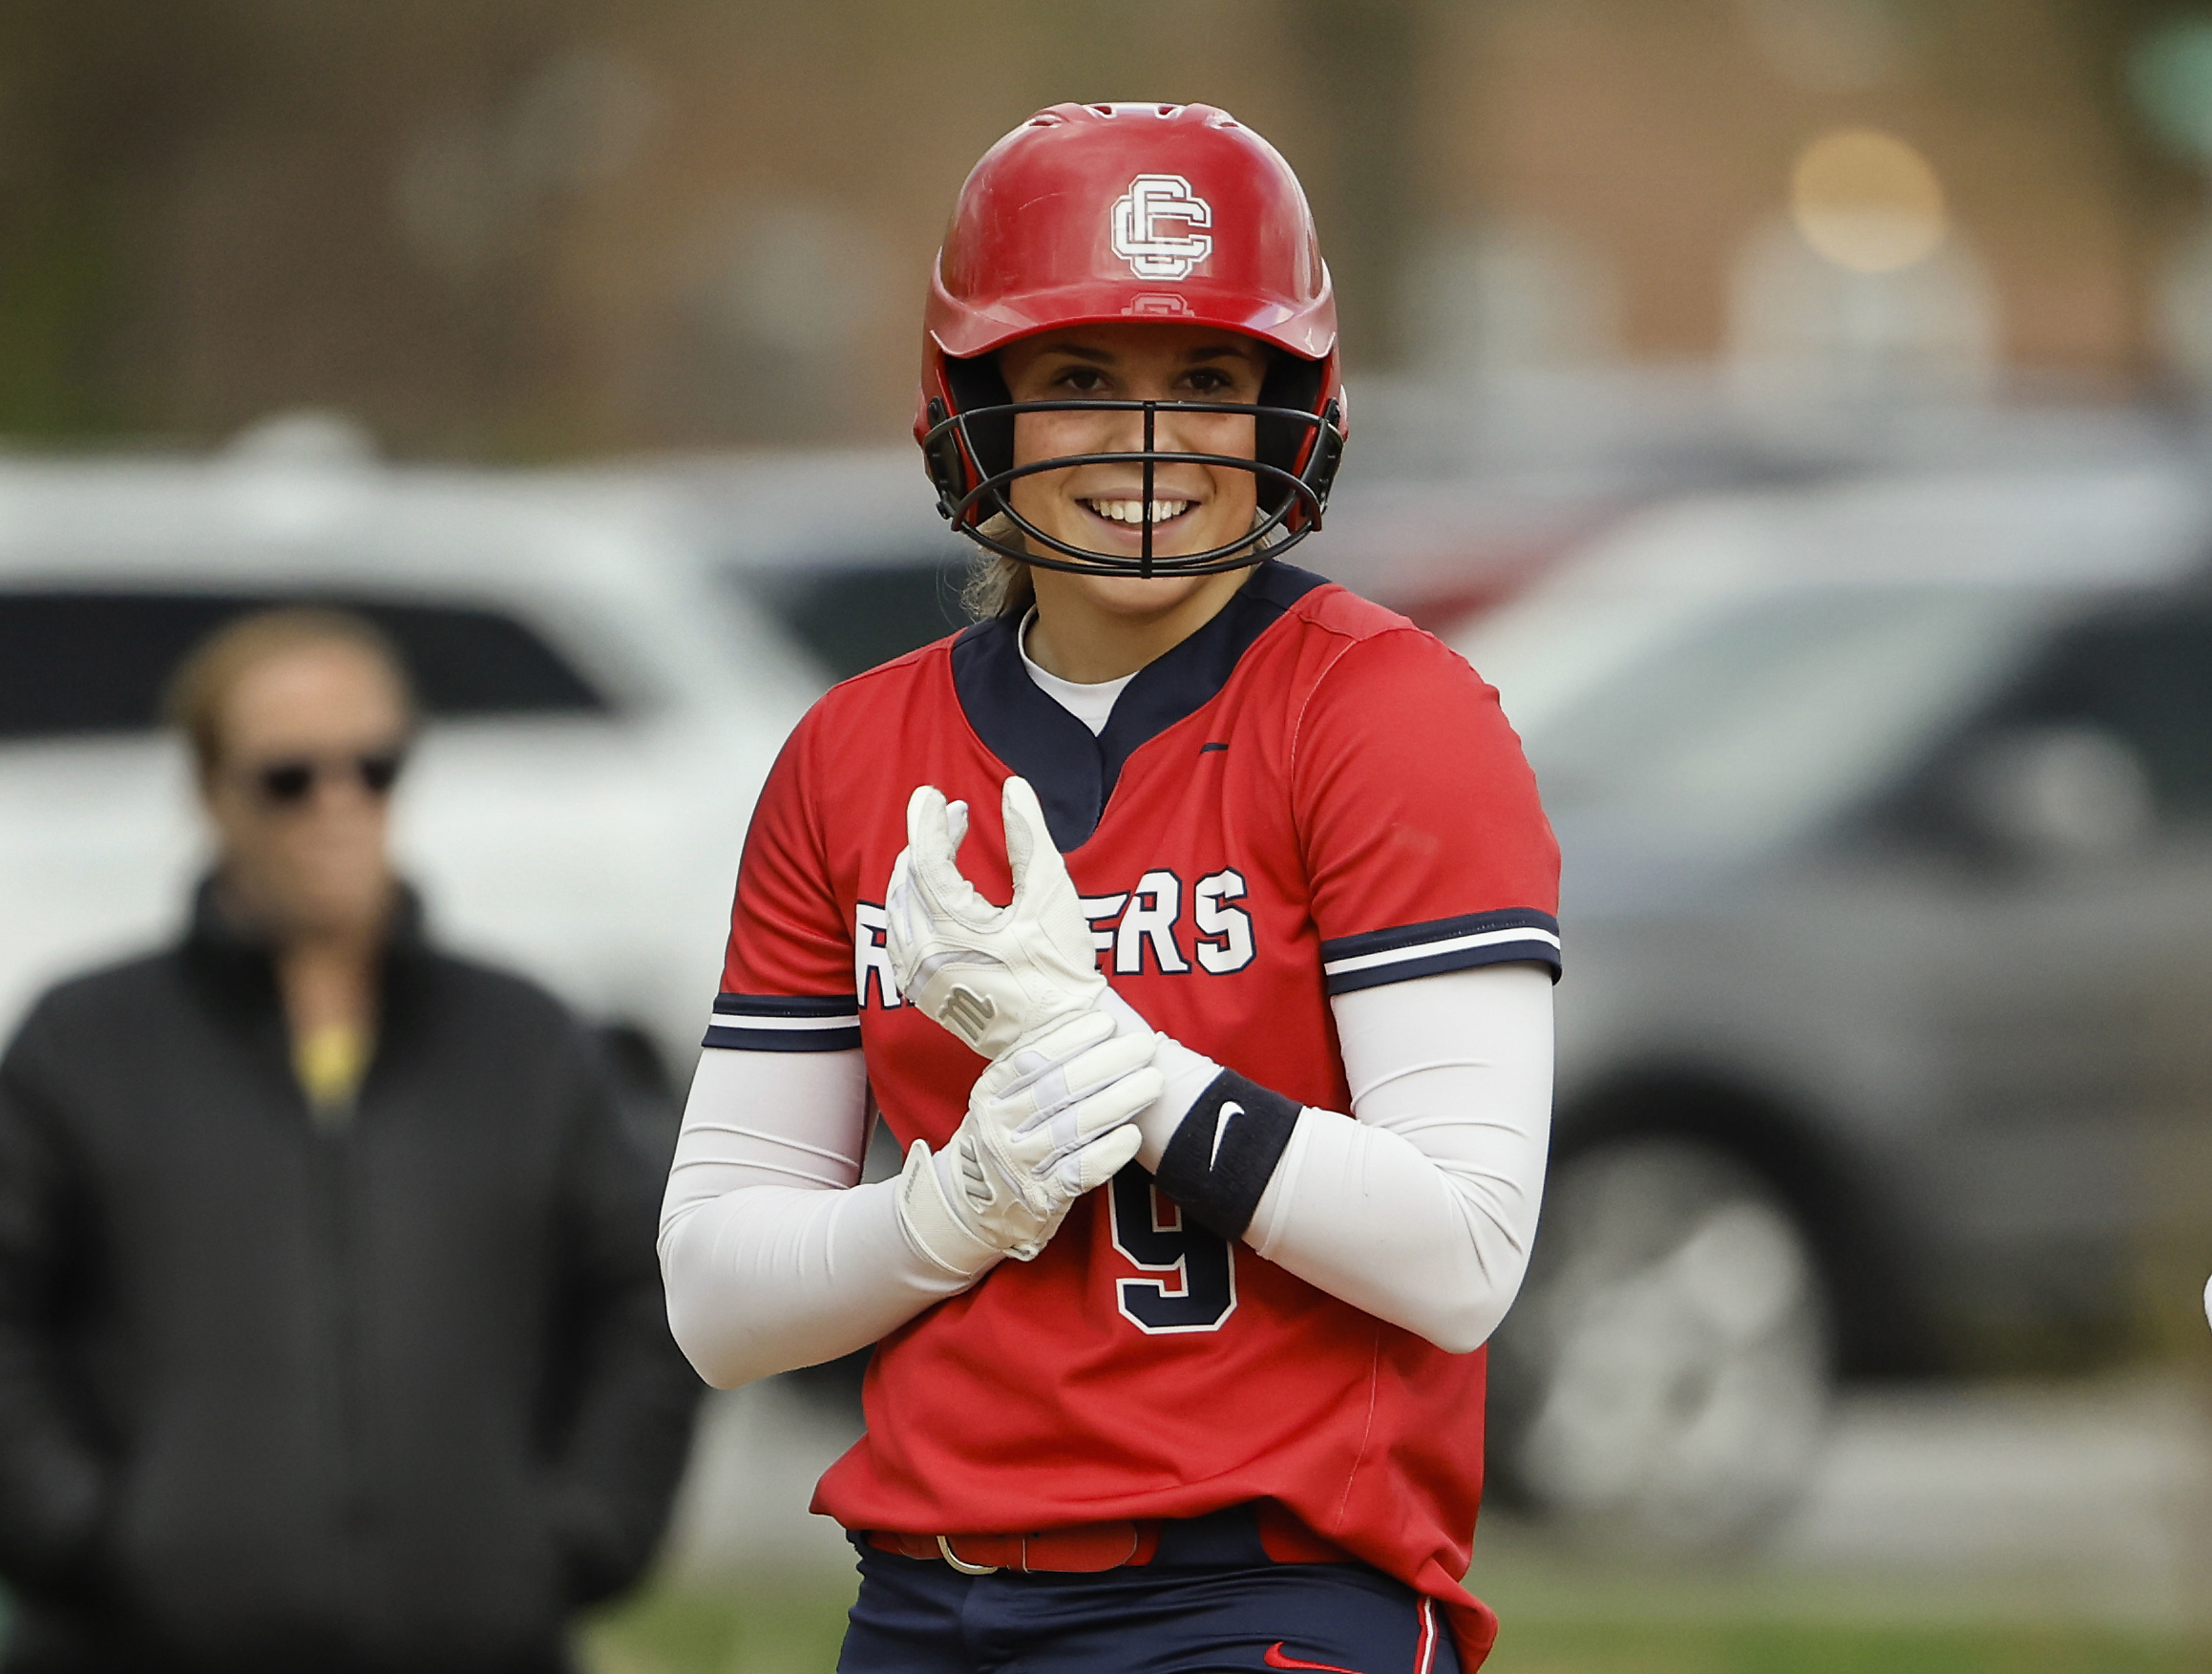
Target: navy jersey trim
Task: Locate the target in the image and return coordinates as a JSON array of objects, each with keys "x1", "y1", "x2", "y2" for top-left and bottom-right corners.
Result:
[
  {"x1": 704, "y1": 992, "x2": 862, "y2": 1052},
  {"x1": 950, "y1": 561, "x2": 1328, "y2": 853},
  {"x1": 1320, "y1": 910, "x2": 1562, "y2": 994}
]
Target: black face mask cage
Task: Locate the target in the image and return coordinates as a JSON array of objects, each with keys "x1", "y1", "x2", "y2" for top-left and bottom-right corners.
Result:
[{"x1": 921, "y1": 356, "x2": 1345, "y2": 578}]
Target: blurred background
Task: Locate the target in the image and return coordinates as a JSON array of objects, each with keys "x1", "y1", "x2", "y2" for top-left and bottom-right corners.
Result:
[{"x1": 9, "y1": 0, "x2": 2212, "y2": 1668}]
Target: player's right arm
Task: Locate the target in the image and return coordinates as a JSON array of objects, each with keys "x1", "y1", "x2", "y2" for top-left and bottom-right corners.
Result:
[
  {"x1": 657, "y1": 712, "x2": 1153, "y2": 1389},
  {"x1": 654, "y1": 708, "x2": 954, "y2": 1390},
  {"x1": 658, "y1": 1044, "x2": 957, "y2": 1390}
]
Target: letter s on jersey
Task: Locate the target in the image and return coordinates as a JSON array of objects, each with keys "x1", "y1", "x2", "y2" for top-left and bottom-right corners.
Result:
[{"x1": 1191, "y1": 868, "x2": 1254, "y2": 974}]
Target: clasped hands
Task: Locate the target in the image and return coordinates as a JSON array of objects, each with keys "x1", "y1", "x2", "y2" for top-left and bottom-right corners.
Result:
[{"x1": 884, "y1": 776, "x2": 1160, "y2": 1276}]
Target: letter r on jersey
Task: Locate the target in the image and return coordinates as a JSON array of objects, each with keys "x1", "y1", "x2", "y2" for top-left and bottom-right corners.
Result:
[{"x1": 854, "y1": 902, "x2": 901, "y2": 1009}]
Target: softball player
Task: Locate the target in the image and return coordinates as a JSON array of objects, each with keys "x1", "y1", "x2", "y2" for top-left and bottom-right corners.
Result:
[{"x1": 660, "y1": 101, "x2": 1559, "y2": 1673}]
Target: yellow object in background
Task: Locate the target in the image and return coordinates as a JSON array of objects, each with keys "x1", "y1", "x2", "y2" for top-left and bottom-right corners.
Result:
[
  {"x1": 293, "y1": 1023, "x2": 369, "y2": 1115},
  {"x1": 1789, "y1": 127, "x2": 1947, "y2": 274}
]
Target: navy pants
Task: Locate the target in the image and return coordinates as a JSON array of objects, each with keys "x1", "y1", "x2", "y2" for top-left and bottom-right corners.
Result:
[{"x1": 836, "y1": 1507, "x2": 1459, "y2": 1674}]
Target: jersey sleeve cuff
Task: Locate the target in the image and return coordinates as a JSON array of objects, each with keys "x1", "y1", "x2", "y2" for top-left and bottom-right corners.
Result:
[
  {"x1": 703, "y1": 993, "x2": 862, "y2": 1052},
  {"x1": 1319, "y1": 909, "x2": 1561, "y2": 994}
]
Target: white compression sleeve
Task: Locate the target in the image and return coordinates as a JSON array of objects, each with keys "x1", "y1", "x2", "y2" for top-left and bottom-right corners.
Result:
[
  {"x1": 1105, "y1": 963, "x2": 1552, "y2": 1354},
  {"x1": 658, "y1": 1048, "x2": 980, "y2": 1389},
  {"x1": 1253, "y1": 963, "x2": 1553, "y2": 1352}
]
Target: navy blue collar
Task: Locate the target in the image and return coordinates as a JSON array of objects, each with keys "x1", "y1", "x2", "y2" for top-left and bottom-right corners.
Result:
[{"x1": 951, "y1": 561, "x2": 1328, "y2": 852}]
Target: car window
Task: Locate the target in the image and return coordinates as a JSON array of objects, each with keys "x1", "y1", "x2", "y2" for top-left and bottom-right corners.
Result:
[
  {"x1": 735, "y1": 560, "x2": 970, "y2": 682},
  {"x1": 1993, "y1": 598, "x2": 2212, "y2": 825},
  {"x1": 1513, "y1": 587, "x2": 2050, "y2": 849},
  {"x1": 0, "y1": 590, "x2": 607, "y2": 743}
]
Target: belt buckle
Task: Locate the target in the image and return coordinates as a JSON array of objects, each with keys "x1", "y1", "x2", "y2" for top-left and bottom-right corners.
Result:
[{"x1": 937, "y1": 1534, "x2": 1000, "y2": 1576}]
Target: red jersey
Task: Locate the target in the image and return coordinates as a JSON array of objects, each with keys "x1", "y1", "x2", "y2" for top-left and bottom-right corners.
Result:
[{"x1": 714, "y1": 562, "x2": 1559, "y2": 1664}]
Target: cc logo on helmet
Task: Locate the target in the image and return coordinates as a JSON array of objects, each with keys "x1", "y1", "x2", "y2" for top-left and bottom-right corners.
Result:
[{"x1": 1111, "y1": 175, "x2": 1214, "y2": 281}]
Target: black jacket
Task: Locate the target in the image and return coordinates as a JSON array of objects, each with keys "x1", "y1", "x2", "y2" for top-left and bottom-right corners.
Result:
[{"x1": 0, "y1": 886, "x2": 701, "y2": 1674}]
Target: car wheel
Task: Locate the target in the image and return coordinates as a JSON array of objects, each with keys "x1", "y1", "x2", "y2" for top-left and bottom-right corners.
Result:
[{"x1": 1486, "y1": 1135, "x2": 1833, "y2": 1551}]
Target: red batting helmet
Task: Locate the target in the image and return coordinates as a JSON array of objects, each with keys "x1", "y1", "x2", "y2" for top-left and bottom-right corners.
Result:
[{"x1": 916, "y1": 101, "x2": 1348, "y2": 577}]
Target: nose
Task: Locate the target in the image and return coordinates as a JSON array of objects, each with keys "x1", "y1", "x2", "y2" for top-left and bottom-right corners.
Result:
[
  {"x1": 296, "y1": 767, "x2": 387, "y2": 820},
  {"x1": 1085, "y1": 399, "x2": 1235, "y2": 470},
  {"x1": 314, "y1": 779, "x2": 369, "y2": 814}
]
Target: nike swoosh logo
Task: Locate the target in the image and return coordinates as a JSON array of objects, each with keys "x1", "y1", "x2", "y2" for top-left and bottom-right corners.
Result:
[
  {"x1": 1210, "y1": 1101, "x2": 1244, "y2": 1171},
  {"x1": 1263, "y1": 1645, "x2": 1363, "y2": 1673}
]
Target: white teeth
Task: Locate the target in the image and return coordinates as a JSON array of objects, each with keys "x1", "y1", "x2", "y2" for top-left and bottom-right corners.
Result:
[{"x1": 1087, "y1": 498, "x2": 1190, "y2": 524}]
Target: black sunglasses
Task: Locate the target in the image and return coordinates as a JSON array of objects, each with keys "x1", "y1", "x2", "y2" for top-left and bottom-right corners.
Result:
[{"x1": 247, "y1": 752, "x2": 406, "y2": 808}]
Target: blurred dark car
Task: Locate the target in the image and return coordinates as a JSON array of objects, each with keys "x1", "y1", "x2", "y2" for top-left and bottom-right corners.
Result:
[{"x1": 1450, "y1": 462, "x2": 2212, "y2": 1547}]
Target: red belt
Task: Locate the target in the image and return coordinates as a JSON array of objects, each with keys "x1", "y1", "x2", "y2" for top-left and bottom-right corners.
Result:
[
  {"x1": 867, "y1": 1507, "x2": 1354, "y2": 1575},
  {"x1": 869, "y1": 1521, "x2": 1159, "y2": 1574}
]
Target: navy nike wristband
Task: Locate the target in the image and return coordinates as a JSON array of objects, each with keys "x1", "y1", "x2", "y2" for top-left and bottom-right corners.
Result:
[{"x1": 1152, "y1": 1070, "x2": 1302, "y2": 1241}]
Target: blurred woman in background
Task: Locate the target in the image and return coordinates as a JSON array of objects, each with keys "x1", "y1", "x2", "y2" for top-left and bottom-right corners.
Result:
[{"x1": 0, "y1": 608, "x2": 698, "y2": 1674}]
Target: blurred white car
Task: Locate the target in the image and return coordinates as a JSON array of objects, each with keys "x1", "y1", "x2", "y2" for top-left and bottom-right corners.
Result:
[{"x1": 0, "y1": 422, "x2": 825, "y2": 1141}]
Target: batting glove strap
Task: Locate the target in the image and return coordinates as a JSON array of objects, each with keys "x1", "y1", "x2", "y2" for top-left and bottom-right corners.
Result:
[
  {"x1": 895, "y1": 1013, "x2": 1159, "y2": 1273},
  {"x1": 1152, "y1": 1070, "x2": 1305, "y2": 1242},
  {"x1": 895, "y1": 1138, "x2": 1006, "y2": 1280}
]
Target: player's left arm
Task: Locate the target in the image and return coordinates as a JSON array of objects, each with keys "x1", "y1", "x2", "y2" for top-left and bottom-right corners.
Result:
[
  {"x1": 1106, "y1": 626, "x2": 1561, "y2": 1351},
  {"x1": 1104, "y1": 962, "x2": 1549, "y2": 1353}
]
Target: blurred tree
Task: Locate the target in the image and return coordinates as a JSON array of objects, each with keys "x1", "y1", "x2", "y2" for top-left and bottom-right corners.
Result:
[
  {"x1": 2036, "y1": 0, "x2": 2211, "y2": 382},
  {"x1": 0, "y1": 0, "x2": 240, "y2": 436},
  {"x1": 1280, "y1": 0, "x2": 1425, "y2": 369},
  {"x1": 0, "y1": 0, "x2": 2206, "y2": 453},
  {"x1": 0, "y1": 0, "x2": 597, "y2": 451}
]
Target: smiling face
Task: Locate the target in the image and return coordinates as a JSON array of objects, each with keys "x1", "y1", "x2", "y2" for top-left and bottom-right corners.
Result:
[{"x1": 996, "y1": 321, "x2": 1270, "y2": 619}]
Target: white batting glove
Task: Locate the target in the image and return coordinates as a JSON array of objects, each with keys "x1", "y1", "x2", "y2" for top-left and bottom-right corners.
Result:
[
  {"x1": 886, "y1": 776, "x2": 1106, "y2": 1060},
  {"x1": 895, "y1": 1011, "x2": 1158, "y2": 1275}
]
